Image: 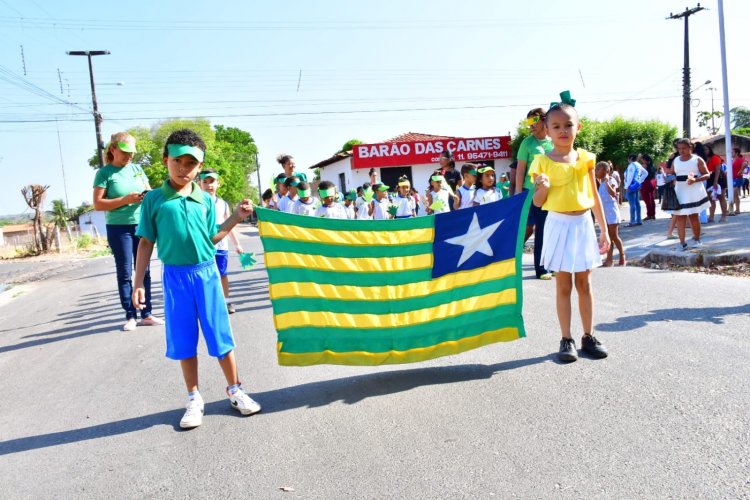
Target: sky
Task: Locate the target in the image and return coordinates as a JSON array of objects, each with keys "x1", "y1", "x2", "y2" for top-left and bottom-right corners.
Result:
[{"x1": 0, "y1": 0, "x2": 748, "y2": 215}]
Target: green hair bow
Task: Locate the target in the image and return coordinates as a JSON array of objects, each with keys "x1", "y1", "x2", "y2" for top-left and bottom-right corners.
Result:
[{"x1": 550, "y1": 90, "x2": 576, "y2": 109}]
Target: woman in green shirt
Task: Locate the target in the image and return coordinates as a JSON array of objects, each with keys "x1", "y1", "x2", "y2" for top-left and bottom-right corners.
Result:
[{"x1": 93, "y1": 132, "x2": 163, "y2": 331}]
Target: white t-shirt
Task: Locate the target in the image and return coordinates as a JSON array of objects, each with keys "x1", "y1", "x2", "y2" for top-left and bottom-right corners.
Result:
[
  {"x1": 314, "y1": 203, "x2": 348, "y2": 219},
  {"x1": 372, "y1": 198, "x2": 391, "y2": 220},
  {"x1": 474, "y1": 187, "x2": 502, "y2": 205},
  {"x1": 292, "y1": 197, "x2": 320, "y2": 216},
  {"x1": 429, "y1": 189, "x2": 451, "y2": 214},
  {"x1": 392, "y1": 195, "x2": 416, "y2": 218},
  {"x1": 355, "y1": 196, "x2": 373, "y2": 220},
  {"x1": 277, "y1": 194, "x2": 298, "y2": 213},
  {"x1": 343, "y1": 203, "x2": 356, "y2": 219},
  {"x1": 457, "y1": 185, "x2": 476, "y2": 209},
  {"x1": 212, "y1": 196, "x2": 230, "y2": 250}
]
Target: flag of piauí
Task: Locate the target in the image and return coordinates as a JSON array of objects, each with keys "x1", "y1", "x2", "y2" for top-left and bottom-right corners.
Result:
[{"x1": 256, "y1": 191, "x2": 532, "y2": 366}]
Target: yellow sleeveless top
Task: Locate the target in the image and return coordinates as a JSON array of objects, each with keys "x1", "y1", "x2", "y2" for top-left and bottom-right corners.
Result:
[{"x1": 528, "y1": 149, "x2": 596, "y2": 212}]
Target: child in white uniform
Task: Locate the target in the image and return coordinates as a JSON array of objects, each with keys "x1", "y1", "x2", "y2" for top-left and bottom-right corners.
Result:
[
  {"x1": 370, "y1": 183, "x2": 392, "y2": 220},
  {"x1": 291, "y1": 181, "x2": 320, "y2": 216},
  {"x1": 455, "y1": 164, "x2": 477, "y2": 209},
  {"x1": 314, "y1": 181, "x2": 348, "y2": 219},
  {"x1": 473, "y1": 165, "x2": 503, "y2": 206},
  {"x1": 392, "y1": 176, "x2": 417, "y2": 218},
  {"x1": 426, "y1": 172, "x2": 453, "y2": 214}
]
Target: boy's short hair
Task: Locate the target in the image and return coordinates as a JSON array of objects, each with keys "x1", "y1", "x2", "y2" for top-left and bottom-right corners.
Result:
[
  {"x1": 261, "y1": 188, "x2": 274, "y2": 201},
  {"x1": 284, "y1": 175, "x2": 300, "y2": 187},
  {"x1": 297, "y1": 181, "x2": 311, "y2": 191},
  {"x1": 461, "y1": 163, "x2": 477, "y2": 175},
  {"x1": 318, "y1": 180, "x2": 335, "y2": 190},
  {"x1": 163, "y1": 129, "x2": 206, "y2": 158},
  {"x1": 362, "y1": 182, "x2": 371, "y2": 190}
]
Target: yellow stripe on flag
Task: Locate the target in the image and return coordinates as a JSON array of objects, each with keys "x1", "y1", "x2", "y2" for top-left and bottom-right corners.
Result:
[
  {"x1": 274, "y1": 289, "x2": 516, "y2": 330},
  {"x1": 277, "y1": 327, "x2": 522, "y2": 366},
  {"x1": 266, "y1": 251, "x2": 433, "y2": 273},
  {"x1": 259, "y1": 220, "x2": 434, "y2": 246},
  {"x1": 269, "y1": 258, "x2": 515, "y2": 301}
]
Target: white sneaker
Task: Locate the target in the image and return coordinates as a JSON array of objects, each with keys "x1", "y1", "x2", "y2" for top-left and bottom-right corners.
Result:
[
  {"x1": 121, "y1": 318, "x2": 137, "y2": 331},
  {"x1": 180, "y1": 396, "x2": 204, "y2": 429},
  {"x1": 227, "y1": 386, "x2": 261, "y2": 416},
  {"x1": 691, "y1": 239, "x2": 703, "y2": 248}
]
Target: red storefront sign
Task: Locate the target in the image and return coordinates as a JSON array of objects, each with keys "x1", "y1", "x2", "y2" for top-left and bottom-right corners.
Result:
[{"x1": 351, "y1": 136, "x2": 512, "y2": 169}]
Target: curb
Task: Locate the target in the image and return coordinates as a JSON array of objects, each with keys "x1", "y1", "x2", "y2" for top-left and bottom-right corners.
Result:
[{"x1": 637, "y1": 248, "x2": 750, "y2": 267}]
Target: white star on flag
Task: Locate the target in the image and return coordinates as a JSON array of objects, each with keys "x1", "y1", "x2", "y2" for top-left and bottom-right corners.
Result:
[{"x1": 444, "y1": 213, "x2": 504, "y2": 268}]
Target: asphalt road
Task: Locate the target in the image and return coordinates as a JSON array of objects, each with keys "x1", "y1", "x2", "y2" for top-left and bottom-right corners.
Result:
[{"x1": 0, "y1": 226, "x2": 748, "y2": 499}]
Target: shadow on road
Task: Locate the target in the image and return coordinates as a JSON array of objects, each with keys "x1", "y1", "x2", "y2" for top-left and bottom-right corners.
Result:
[
  {"x1": 596, "y1": 304, "x2": 750, "y2": 332},
  {"x1": 0, "y1": 355, "x2": 550, "y2": 456}
]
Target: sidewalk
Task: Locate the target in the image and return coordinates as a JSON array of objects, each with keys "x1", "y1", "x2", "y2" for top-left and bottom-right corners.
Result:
[{"x1": 617, "y1": 195, "x2": 750, "y2": 267}]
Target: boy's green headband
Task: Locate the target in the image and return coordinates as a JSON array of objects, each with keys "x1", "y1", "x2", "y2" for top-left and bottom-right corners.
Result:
[
  {"x1": 468, "y1": 169, "x2": 478, "y2": 176},
  {"x1": 377, "y1": 184, "x2": 389, "y2": 192},
  {"x1": 298, "y1": 188, "x2": 311, "y2": 198},
  {"x1": 167, "y1": 144, "x2": 205, "y2": 162},
  {"x1": 345, "y1": 190, "x2": 357, "y2": 200},
  {"x1": 199, "y1": 172, "x2": 219, "y2": 180},
  {"x1": 431, "y1": 175, "x2": 445, "y2": 182},
  {"x1": 318, "y1": 188, "x2": 335, "y2": 198}
]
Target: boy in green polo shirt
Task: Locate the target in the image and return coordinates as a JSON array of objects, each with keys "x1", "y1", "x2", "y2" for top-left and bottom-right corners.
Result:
[{"x1": 132, "y1": 129, "x2": 261, "y2": 429}]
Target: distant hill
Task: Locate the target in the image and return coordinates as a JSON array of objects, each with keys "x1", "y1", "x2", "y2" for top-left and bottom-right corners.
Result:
[{"x1": 0, "y1": 213, "x2": 31, "y2": 226}]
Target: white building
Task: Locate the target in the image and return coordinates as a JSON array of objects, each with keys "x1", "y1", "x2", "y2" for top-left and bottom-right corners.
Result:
[
  {"x1": 310, "y1": 132, "x2": 513, "y2": 194},
  {"x1": 79, "y1": 210, "x2": 107, "y2": 238}
]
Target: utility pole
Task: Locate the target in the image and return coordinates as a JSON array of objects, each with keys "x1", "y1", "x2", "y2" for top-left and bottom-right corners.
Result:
[
  {"x1": 67, "y1": 50, "x2": 110, "y2": 167},
  {"x1": 668, "y1": 4, "x2": 705, "y2": 139},
  {"x1": 255, "y1": 152, "x2": 262, "y2": 195}
]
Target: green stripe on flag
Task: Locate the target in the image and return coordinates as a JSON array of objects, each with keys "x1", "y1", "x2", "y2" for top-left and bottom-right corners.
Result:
[
  {"x1": 271, "y1": 276, "x2": 515, "y2": 315},
  {"x1": 257, "y1": 207, "x2": 433, "y2": 231},
  {"x1": 278, "y1": 306, "x2": 524, "y2": 353}
]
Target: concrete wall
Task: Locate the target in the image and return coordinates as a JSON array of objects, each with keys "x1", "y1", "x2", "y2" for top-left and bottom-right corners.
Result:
[{"x1": 79, "y1": 210, "x2": 107, "y2": 238}]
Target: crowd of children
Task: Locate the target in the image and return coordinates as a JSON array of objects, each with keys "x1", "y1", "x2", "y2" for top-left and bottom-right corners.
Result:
[{"x1": 260, "y1": 159, "x2": 509, "y2": 220}]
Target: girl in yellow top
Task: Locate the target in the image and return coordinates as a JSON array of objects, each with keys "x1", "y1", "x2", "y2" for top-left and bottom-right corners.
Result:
[{"x1": 528, "y1": 92, "x2": 611, "y2": 363}]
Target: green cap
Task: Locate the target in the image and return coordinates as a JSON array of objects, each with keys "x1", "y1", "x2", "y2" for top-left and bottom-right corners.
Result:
[
  {"x1": 199, "y1": 172, "x2": 219, "y2": 180},
  {"x1": 377, "y1": 184, "x2": 390, "y2": 192},
  {"x1": 117, "y1": 140, "x2": 136, "y2": 153},
  {"x1": 319, "y1": 188, "x2": 335, "y2": 198},
  {"x1": 167, "y1": 144, "x2": 205, "y2": 162},
  {"x1": 345, "y1": 190, "x2": 357, "y2": 201},
  {"x1": 298, "y1": 188, "x2": 311, "y2": 198},
  {"x1": 275, "y1": 174, "x2": 287, "y2": 184}
]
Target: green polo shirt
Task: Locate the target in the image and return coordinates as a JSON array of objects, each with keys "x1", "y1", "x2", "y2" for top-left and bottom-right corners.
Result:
[
  {"x1": 136, "y1": 180, "x2": 218, "y2": 266},
  {"x1": 517, "y1": 135, "x2": 553, "y2": 190},
  {"x1": 93, "y1": 163, "x2": 150, "y2": 225}
]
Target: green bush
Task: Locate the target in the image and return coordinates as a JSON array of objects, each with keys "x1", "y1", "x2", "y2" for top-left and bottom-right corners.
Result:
[{"x1": 75, "y1": 234, "x2": 93, "y2": 250}]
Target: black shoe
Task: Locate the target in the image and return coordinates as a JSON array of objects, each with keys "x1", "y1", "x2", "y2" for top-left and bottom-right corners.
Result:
[
  {"x1": 558, "y1": 338, "x2": 578, "y2": 362},
  {"x1": 227, "y1": 302, "x2": 236, "y2": 314},
  {"x1": 581, "y1": 334, "x2": 608, "y2": 359}
]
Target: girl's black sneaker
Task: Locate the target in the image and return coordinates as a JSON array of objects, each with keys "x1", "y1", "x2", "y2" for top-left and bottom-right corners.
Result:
[
  {"x1": 581, "y1": 334, "x2": 608, "y2": 358},
  {"x1": 558, "y1": 338, "x2": 578, "y2": 362}
]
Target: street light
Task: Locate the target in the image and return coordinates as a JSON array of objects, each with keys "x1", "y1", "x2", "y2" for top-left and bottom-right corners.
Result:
[{"x1": 66, "y1": 50, "x2": 110, "y2": 167}]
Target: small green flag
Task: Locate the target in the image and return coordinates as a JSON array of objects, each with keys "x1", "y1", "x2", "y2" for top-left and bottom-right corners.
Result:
[{"x1": 239, "y1": 252, "x2": 257, "y2": 270}]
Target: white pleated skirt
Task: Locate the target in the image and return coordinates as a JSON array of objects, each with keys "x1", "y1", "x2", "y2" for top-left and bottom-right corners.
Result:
[{"x1": 541, "y1": 211, "x2": 602, "y2": 273}]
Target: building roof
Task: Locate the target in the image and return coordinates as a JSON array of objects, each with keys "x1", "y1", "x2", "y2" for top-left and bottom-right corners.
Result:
[
  {"x1": 1, "y1": 223, "x2": 34, "y2": 234},
  {"x1": 312, "y1": 132, "x2": 454, "y2": 170}
]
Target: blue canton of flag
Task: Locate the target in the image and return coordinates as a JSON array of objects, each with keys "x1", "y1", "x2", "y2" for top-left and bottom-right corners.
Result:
[{"x1": 432, "y1": 192, "x2": 527, "y2": 279}]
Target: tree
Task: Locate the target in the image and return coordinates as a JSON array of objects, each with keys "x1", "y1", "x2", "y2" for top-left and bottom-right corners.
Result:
[
  {"x1": 89, "y1": 119, "x2": 259, "y2": 204},
  {"x1": 341, "y1": 139, "x2": 362, "y2": 153},
  {"x1": 21, "y1": 184, "x2": 49, "y2": 253},
  {"x1": 48, "y1": 199, "x2": 70, "y2": 229},
  {"x1": 511, "y1": 116, "x2": 677, "y2": 171},
  {"x1": 733, "y1": 127, "x2": 750, "y2": 137},
  {"x1": 730, "y1": 107, "x2": 750, "y2": 130},
  {"x1": 696, "y1": 110, "x2": 723, "y2": 135}
]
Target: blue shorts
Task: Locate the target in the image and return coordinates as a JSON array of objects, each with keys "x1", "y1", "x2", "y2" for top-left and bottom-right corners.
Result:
[
  {"x1": 215, "y1": 249, "x2": 229, "y2": 277},
  {"x1": 163, "y1": 260, "x2": 235, "y2": 360}
]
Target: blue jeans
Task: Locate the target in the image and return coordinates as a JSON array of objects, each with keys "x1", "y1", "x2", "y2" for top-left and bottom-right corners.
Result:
[
  {"x1": 106, "y1": 224, "x2": 152, "y2": 320},
  {"x1": 626, "y1": 189, "x2": 641, "y2": 224}
]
